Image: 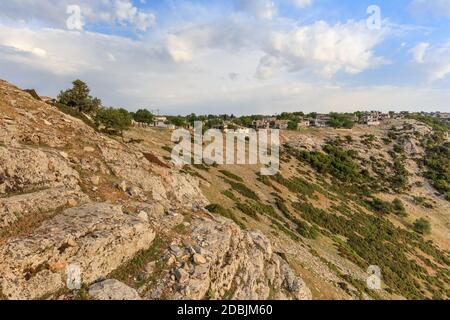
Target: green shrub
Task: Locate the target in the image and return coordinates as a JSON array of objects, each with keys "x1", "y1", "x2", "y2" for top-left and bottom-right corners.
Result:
[
  {"x1": 235, "y1": 202, "x2": 259, "y2": 220},
  {"x1": 219, "y1": 170, "x2": 243, "y2": 182},
  {"x1": 413, "y1": 218, "x2": 431, "y2": 235},
  {"x1": 223, "y1": 178, "x2": 259, "y2": 200},
  {"x1": 222, "y1": 190, "x2": 238, "y2": 201},
  {"x1": 205, "y1": 204, "x2": 245, "y2": 229},
  {"x1": 270, "y1": 174, "x2": 317, "y2": 199},
  {"x1": 133, "y1": 109, "x2": 154, "y2": 124},
  {"x1": 392, "y1": 198, "x2": 407, "y2": 216},
  {"x1": 95, "y1": 107, "x2": 132, "y2": 137}
]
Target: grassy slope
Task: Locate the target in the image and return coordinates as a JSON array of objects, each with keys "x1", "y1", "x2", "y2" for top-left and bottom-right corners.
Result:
[{"x1": 124, "y1": 120, "x2": 449, "y2": 300}]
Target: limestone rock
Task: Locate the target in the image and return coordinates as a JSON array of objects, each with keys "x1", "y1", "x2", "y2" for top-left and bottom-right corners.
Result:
[
  {"x1": 193, "y1": 254, "x2": 206, "y2": 265},
  {"x1": 0, "y1": 146, "x2": 80, "y2": 195},
  {"x1": 0, "y1": 203, "x2": 155, "y2": 300},
  {"x1": 90, "y1": 176, "x2": 100, "y2": 186},
  {"x1": 148, "y1": 216, "x2": 312, "y2": 300},
  {"x1": 88, "y1": 279, "x2": 141, "y2": 300},
  {"x1": 83, "y1": 146, "x2": 95, "y2": 153},
  {"x1": 0, "y1": 187, "x2": 89, "y2": 230}
]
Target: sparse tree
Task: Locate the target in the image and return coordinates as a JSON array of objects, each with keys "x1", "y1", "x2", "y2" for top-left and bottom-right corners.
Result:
[
  {"x1": 133, "y1": 109, "x2": 154, "y2": 124},
  {"x1": 95, "y1": 107, "x2": 132, "y2": 139},
  {"x1": 57, "y1": 79, "x2": 101, "y2": 114}
]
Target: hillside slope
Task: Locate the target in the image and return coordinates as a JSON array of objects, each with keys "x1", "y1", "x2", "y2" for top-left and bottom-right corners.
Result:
[
  {"x1": 0, "y1": 80, "x2": 311, "y2": 300},
  {"x1": 124, "y1": 111, "x2": 450, "y2": 300}
]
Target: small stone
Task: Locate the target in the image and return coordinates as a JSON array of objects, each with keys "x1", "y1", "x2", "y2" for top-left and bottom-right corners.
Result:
[
  {"x1": 83, "y1": 146, "x2": 95, "y2": 152},
  {"x1": 67, "y1": 239, "x2": 77, "y2": 247},
  {"x1": 127, "y1": 186, "x2": 141, "y2": 197},
  {"x1": 170, "y1": 245, "x2": 181, "y2": 253},
  {"x1": 167, "y1": 255, "x2": 176, "y2": 266},
  {"x1": 59, "y1": 151, "x2": 69, "y2": 159},
  {"x1": 145, "y1": 261, "x2": 156, "y2": 274},
  {"x1": 90, "y1": 176, "x2": 100, "y2": 185},
  {"x1": 67, "y1": 199, "x2": 77, "y2": 207},
  {"x1": 174, "y1": 268, "x2": 189, "y2": 283},
  {"x1": 137, "y1": 211, "x2": 149, "y2": 222},
  {"x1": 193, "y1": 254, "x2": 207, "y2": 265},
  {"x1": 49, "y1": 261, "x2": 65, "y2": 271},
  {"x1": 118, "y1": 181, "x2": 127, "y2": 192}
]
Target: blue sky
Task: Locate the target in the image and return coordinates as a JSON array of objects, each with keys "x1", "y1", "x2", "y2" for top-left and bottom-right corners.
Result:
[{"x1": 0, "y1": 0, "x2": 449, "y2": 115}]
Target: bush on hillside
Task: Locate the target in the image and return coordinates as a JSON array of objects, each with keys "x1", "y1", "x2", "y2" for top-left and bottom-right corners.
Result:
[
  {"x1": 58, "y1": 80, "x2": 101, "y2": 114},
  {"x1": 95, "y1": 107, "x2": 132, "y2": 138},
  {"x1": 133, "y1": 109, "x2": 154, "y2": 124}
]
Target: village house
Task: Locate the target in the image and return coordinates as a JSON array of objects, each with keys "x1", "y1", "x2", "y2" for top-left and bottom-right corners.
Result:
[
  {"x1": 272, "y1": 119, "x2": 289, "y2": 130},
  {"x1": 154, "y1": 116, "x2": 168, "y2": 128},
  {"x1": 252, "y1": 117, "x2": 275, "y2": 129},
  {"x1": 310, "y1": 118, "x2": 326, "y2": 127}
]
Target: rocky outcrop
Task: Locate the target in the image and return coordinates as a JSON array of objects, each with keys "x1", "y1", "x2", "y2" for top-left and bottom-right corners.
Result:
[
  {"x1": 98, "y1": 141, "x2": 208, "y2": 207},
  {"x1": 148, "y1": 215, "x2": 312, "y2": 300},
  {"x1": 88, "y1": 279, "x2": 141, "y2": 300},
  {"x1": 0, "y1": 203, "x2": 155, "y2": 300},
  {"x1": 0, "y1": 186, "x2": 89, "y2": 230},
  {"x1": 0, "y1": 146, "x2": 80, "y2": 195},
  {"x1": 0, "y1": 79, "x2": 311, "y2": 301}
]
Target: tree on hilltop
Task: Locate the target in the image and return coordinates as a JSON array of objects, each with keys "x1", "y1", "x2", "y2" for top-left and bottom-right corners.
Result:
[
  {"x1": 95, "y1": 107, "x2": 132, "y2": 139},
  {"x1": 58, "y1": 79, "x2": 101, "y2": 114},
  {"x1": 133, "y1": 109, "x2": 154, "y2": 124}
]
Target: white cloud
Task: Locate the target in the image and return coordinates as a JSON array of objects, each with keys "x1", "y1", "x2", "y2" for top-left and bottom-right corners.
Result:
[
  {"x1": 166, "y1": 34, "x2": 193, "y2": 62},
  {"x1": 0, "y1": 0, "x2": 156, "y2": 32},
  {"x1": 411, "y1": 41, "x2": 450, "y2": 82},
  {"x1": 256, "y1": 20, "x2": 387, "y2": 79},
  {"x1": 1, "y1": 2, "x2": 444, "y2": 114}
]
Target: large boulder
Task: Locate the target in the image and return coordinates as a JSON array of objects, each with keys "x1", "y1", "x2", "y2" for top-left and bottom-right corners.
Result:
[
  {"x1": 88, "y1": 279, "x2": 141, "y2": 300},
  {"x1": 0, "y1": 203, "x2": 155, "y2": 300},
  {"x1": 148, "y1": 216, "x2": 312, "y2": 300},
  {"x1": 0, "y1": 146, "x2": 80, "y2": 195},
  {"x1": 0, "y1": 187, "x2": 89, "y2": 230}
]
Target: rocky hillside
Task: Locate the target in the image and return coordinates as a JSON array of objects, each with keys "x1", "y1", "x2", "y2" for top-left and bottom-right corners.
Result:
[
  {"x1": 1, "y1": 79, "x2": 448, "y2": 300},
  {"x1": 0, "y1": 80, "x2": 311, "y2": 300},
  {"x1": 123, "y1": 106, "x2": 449, "y2": 300}
]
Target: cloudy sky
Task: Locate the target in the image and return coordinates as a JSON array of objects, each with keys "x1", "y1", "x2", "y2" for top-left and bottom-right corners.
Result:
[{"x1": 0, "y1": 0, "x2": 450, "y2": 115}]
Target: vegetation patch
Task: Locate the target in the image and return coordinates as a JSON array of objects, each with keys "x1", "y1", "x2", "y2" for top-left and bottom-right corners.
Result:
[
  {"x1": 109, "y1": 236, "x2": 166, "y2": 289},
  {"x1": 219, "y1": 170, "x2": 243, "y2": 182},
  {"x1": 205, "y1": 204, "x2": 246, "y2": 229},
  {"x1": 222, "y1": 178, "x2": 260, "y2": 200}
]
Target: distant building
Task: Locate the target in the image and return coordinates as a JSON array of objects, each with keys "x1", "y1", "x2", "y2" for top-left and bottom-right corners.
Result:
[
  {"x1": 252, "y1": 118, "x2": 271, "y2": 129},
  {"x1": 154, "y1": 116, "x2": 168, "y2": 128},
  {"x1": 132, "y1": 120, "x2": 151, "y2": 128},
  {"x1": 358, "y1": 111, "x2": 386, "y2": 126},
  {"x1": 272, "y1": 120, "x2": 289, "y2": 130},
  {"x1": 310, "y1": 118, "x2": 327, "y2": 127}
]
